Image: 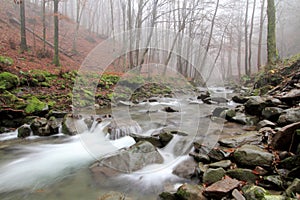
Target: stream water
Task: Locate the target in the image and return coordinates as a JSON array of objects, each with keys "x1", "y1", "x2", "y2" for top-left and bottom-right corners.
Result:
[{"x1": 0, "y1": 93, "x2": 233, "y2": 200}]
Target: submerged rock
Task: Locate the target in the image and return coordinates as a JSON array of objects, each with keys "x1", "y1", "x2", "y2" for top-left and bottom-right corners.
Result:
[
  {"x1": 234, "y1": 144, "x2": 274, "y2": 167},
  {"x1": 94, "y1": 141, "x2": 163, "y2": 173}
]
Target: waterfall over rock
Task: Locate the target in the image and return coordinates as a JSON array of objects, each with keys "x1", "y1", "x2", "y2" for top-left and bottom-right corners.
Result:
[{"x1": 108, "y1": 120, "x2": 142, "y2": 140}]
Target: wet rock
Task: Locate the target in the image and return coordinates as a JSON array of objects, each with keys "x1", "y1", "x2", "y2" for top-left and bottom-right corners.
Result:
[
  {"x1": 30, "y1": 117, "x2": 57, "y2": 136},
  {"x1": 202, "y1": 168, "x2": 225, "y2": 185},
  {"x1": 232, "y1": 95, "x2": 249, "y2": 104},
  {"x1": 232, "y1": 113, "x2": 259, "y2": 125},
  {"x1": 159, "y1": 131, "x2": 174, "y2": 146},
  {"x1": 189, "y1": 152, "x2": 210, "y2": 163},
  {"x1": 285, "y1": 178, "x2": 300, "y2": 197},
  {"x1": 244, "y1": 96, "x2": 266, "y2": 116},
  {"x1": 259, "y1": 127, "x2": 275, "y2": 144},
  {"x1": 203, "y1": 176, "x2": 240, "y2": 198},
  {"x1": 279, "y1": 154, "x2": 300, "y2": 170},
  {"x1": 212, "y1": 107, "x2": 228, "y2": 118},
  {"x1": 98, "y1": 191, "x2": 132, "y2": 200},
  {"x1": 278, "y1": 89, "x2": 300, "y2": 105},
  {"x1": 108, "y1": 120, "x2": 142, "y2": 140},
  {"x1": 0, "y1": 108, "x2": 25, "y2": 128},
  {"x1": 254, "y1": 166, "x2": 269, "y2": 176},
  {"x1": 242, "y1": 185, "x2": 269, "y2": 200},
  {"x1": 257, "y1": 120, "x2": 276, "y2": 129},
  {"x1": 207, "y1": 148, "x2": 229, "y2": 161},
  {"x1": 172, "y1": 158, "x2": 197, "y2": 179},
  {"x1": 158, "y1": 192, "x2": 177, "y2": 200},
  {"x1": 97, "y1": 141, "x2": 163, "y2": 173},
  {"x1": 226, "y1": 168, "x2": 258, "y2": 183},
  {"x1": 262, "y1": 107, "x2": 283, "y2": 121},
  {"x1": 84, "y1": 117, "x2": 94, "y2": 130},
  {"x1": 272, "y1": 121, "x2": 300, "y2": 152},
  {"x1": 232, "y1": 189, "x2": 246, "y2": 200},
  {"x1": 225, "y1": 109, "x2": 236, "y2": 120},
  {"x1": 17, "y1": 124, "x2": 31, "y2": 138},
  {"x1": 130, "y1": 133, "x2": 162, "y2": 148},
  {"x1": 277, "y1": 107, "x2": 300, "y2": 125},
  {"x1": 176, "y1": 183, "x2": 206, "y2": 200},
  {"x1": 209, "y1": 160, "x2": 232, "y2": 169},
  {"x1": 62, "y1": 114, "x2": 79, "y2": 135},
  {"x1": 48, "y1": 116, "x2": 59, "y2": 134},
  {"x1": 197, "y1": 92, "x2": 210, "y2": 101},
  {"x1": 163, "y1": 107, "x2": 179, "y2": 113},
  {"x1": 234, "y1": 144, "x2": 274, "y2": 167},
  {"x1": 218, "y1": 131, "x2": 261, "y2": 148}
]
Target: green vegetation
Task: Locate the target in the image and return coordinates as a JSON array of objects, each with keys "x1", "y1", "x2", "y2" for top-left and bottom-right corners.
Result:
[
  {"x1": 0, "y1": 55, "x2": 14, "y2": 66},
  {"x1": 25, "y1": 96, "x2": 48, "y2": 114},
  {"x1": 0, "y1": 72, "x2": 20, "y2": 91}
]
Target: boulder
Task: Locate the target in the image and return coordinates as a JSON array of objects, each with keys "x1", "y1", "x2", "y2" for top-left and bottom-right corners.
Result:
[
  {"x1": 202, "y1": 168, "x2": 225, "y2": 185},
  {"x1": 30, "y1": 117, "x2": 51, "y2": 136},
  {"x1": 257, "y1": 120, "x2": 276, "y2": 129},
  {"x1": 262, "y1": 107, "x2": 283, "y2": 121},
  {"x1": 218, "y1": 131, "x2": 261, "y2": 148},
  {"x1": 189, "y1": 152, "x2": 210, "y2": 163},
  {"x1": 17, "y1": 124, "x2": 31, "y2": 138},
  {"x1": 95, "y1": 141, "x2": 163, "y2": 173},
  {"x1": 158, "y1": 192, "x2": 177, "y2": 200},
  {"x1": 278, "y1": 89, "x2": 300, "y2": 105},
  {"x1": 231, "y1": 113, "x2": 259, "y2": 125},
  {"x1": 279, "y1": 155, "x2": 300, "y2": 170},
  {"x1": 159, "y1": 131, "x2": 174, "y2": 146},
  {"x1": 203, "y1": 176, "x2": 240, "y2": 198},
  {"x1": 234, "y1": 145, "x2": 274, "y2": 167},
  {"x1": 130, "y1": 133, "x2": 162, "y2": 148},
  {"x1": 48, "y1": 116, "x2": 59, "y2": 135},
  {"x1": 172, "y1": 158, "x2": 197, "y2": 179},
  {"x1": 263, "y1": 175, "x2": 284, "y2": 189},
  {"x1": 176, "y1": 183, "x2": 206, "y2": 200},
  {"x1": 271, "y1": 121, "x2": 300, "y2": 152},
  {"x1": 244, "y1": 96, "x2": 266, "y2": 116},
  {"x1": 62, "y1": 114, "x2": 79, "y2": 135},
  {"x1": 277, "y1": 107, "x2": 300, "y2": 125},
  {"x1": 232, "y1": 95, "x2": 249, "y2": 104},
  {"x1": 226, "y1": 168, "x2": 258, "y2": 183}
]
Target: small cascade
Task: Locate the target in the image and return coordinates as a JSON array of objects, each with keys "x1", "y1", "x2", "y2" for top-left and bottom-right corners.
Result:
[{"x1": 108, "y1": 120, "x2": 142, "y2": 140}]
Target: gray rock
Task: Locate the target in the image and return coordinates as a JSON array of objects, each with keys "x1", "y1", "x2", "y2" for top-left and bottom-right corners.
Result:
[
  {"x1": 232, "y1": 95, "x2": 249, "y2": 104},
  {"x1": 279, "y1": 155, "x2": 300, "y2": 170},
  {"x1": 48, "y1": 116, "x2": 59, "y2": 134},
  {"x1": 277, "y1": 107, "x2": 300, "y2": 125},
  {"x1": 62, "y1": 114, "x2": 79, "y2": 135},
  {"x1": 234, "y1": 144, "x2": 274, "y2": 167},
  {"x1": 176, "y1": 183, "x2": 206, "y2": 200},
  {"x1": 203, "y1": 176, "x2": 240, "y2": 198},
  {"x1": 272, "y1": 121, "x2": 300, "y2": 152},
  {"x1": 225, "y1": 109, "x2": 236, "y2": 120},
  {"x1": 262, "y1": 107, "x2": 283, "y2": 121},
  {"x1": 218, "y1": 131, "x2": 261, "y2": 148},
  {"x1": 257, "y1": 120, "x2": 276, "y2": 129},
  {"x1": 263, "y1": 175, "x2": 284, "y2": 188},
  {"x1": 212, "y1": 107, "x2": 228, "y2": 118},
  {"x1": 130, "y1": 133, "x2": 162, "y2": 148},
  {"x1": 232, "y1": 113, "x2": 259, "y2": 125},
  {"x1": 17, "y1": 124, "x2": 31, "y2": 138},
  {"x1": 209, "y1": 160, "x2": 232, "y2": 169},
  {"x1": 189, "y1": 152, "x2": 210, "y2": 163},
  {"x1": 30, "y1": 117, "x2": 55, "y2": 136},
  {"x1": 226, "y1": 168, "x2": 258, "y2": 183},
  {"x1": 244, "y1": 96, "x2": 266, "y2": 116},
  {"x1": 285, "y1": 178, "x2": 300, "y2": 197},
  {"x1": 108, "y1": 120, "x2": 142, "y2": 140},
  {"x1": 202, "y1": 168, "x2": 225, "y2": 185},
  {"x1": 159, "y1": 131, "x2": 174, "y2": 146},
  {"x1": 232, "y1": 189, "x2": 246, "y2": 200},
  {"x1": 96, "y1": 141, "x2": 163, "y2": 173},
  {"x1": 172, "y1": 158, "x2": 197, "y2": 179}
]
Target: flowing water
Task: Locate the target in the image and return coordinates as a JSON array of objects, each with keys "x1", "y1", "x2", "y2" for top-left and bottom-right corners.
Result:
[{"x1": 0, "y1": 93, "x2": 234, "y2": 200}]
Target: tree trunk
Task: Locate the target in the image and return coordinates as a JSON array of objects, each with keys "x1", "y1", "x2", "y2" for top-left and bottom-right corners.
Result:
[
  {"x1": 244, "y1": 0, "x2": 249, "y2": 75},
  {"x1": 248, "y1": 0, "x2": 256, "y2": 74},
  {"x1": 257, "y1": 0, "x2": 265, "y2": 70},
  {"x1": 267, "y1": 0, "x2": 278, "y2": 65},
  {"x1": 20, "y1": 0, "x2": 27, "y2": 52},
  {"x1": 42, "y1": 0, "x2": 46, "y2": 52},
  {"x1": 53, "y1": 0, "x2": 60, "y2": 66}
]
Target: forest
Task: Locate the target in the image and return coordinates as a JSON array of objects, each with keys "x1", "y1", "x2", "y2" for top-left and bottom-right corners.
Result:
[{"x1": 0, "y1": 0, "x2": 299, "y2": 200}]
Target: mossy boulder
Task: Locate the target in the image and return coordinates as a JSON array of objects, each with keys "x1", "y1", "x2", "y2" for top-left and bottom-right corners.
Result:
[
  {"x1": 17, "y1": 124, "x2": 31, "y2": 138},
  {"x1": 203, "y1": 168, "x2": 226, "y2": 185},
  {"x1": 242, "y1": 185, "x2": 269, "y2": 200},
  {"x1": 176, "y1": 183, "x2": 205, "y2": 200},
  {"x1": 0, "y1": 72, "x2": 20, "y2": 91},
  {"x1": 25, "y1": 96, "x2": 49, "y2": 115}
]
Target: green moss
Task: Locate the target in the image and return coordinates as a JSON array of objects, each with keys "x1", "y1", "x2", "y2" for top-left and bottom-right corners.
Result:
[
  {"x1": 25, "y1": 96, "x2": 48, "y2": 114},
  {"x1": 0, "y1": 72, "x2": 20, "y2": 91},
  {"x1": 0, "y1": 55, "x2": 14, "y2": 66}
]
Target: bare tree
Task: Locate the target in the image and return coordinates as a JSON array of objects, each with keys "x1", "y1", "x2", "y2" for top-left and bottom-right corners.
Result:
[
  {"x1": 248, "y1": 0, "x2": 257, "y2": 74},
  {"x1": 20, "y1": 0, "x2": 27, "y2": 52},
  {"x1": 53, "y1": 0, "x2": 60, "y2": 66},
  {"x1": 257, "y1": 0, "x2": 266, "y2": 69}
]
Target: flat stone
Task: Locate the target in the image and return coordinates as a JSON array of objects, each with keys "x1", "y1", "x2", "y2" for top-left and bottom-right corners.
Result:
[
  {"x1": 226, "y1": 168, "x2": 258, "y2": 183},
  {"x1": 234, "y1": 144, "x2": 274, "y2": 167},
  {"x1": 232, "y1": 189, "x2": 246, "y2": 200},
  {"x1": 172, "y1": 158, "x2": 197, "y2": 179},
  {"x1": 189, "y1": 152, "x2": 210, "y2": 163},
  {"x1": 176, "y1": 183, "x2": 207, "y2": 200},
  {"x1": 257, "y1": 120, "x2": 276, "y2": 129},
  {"x1": 218, "y1": 131, "x2": 261, "y2": 148},
  {"x1": 209, "y1": 160, "x2": 232, "y2": 169},
  {"x1": 203, "y1": 176, "x2": 240, "y2": 198}
]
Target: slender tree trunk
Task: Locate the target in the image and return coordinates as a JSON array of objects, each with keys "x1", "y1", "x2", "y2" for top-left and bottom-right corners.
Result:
[
  {"x1": 267, "y1": 0, "x2": 278, "y2": 65},
  {"x1": 42, "y1": 0, "x2": 46, "y2": 52},
  {"x1": 248, "y1": 0, "x2": 256, "y2": 74},
  {"x1": 20, "y1": 0, "x2": 27, "y2": 52},
  {"x1": 244, "y1": 0, "x2": 249, "y2": 75},
  {"x1": 237, "y1": 30, "x2": 242, "y2": 79},
  {"x1": 257, "y1": 0, "x2": 265, "y2": 70},
  {"x1": 53, "y1": 0, "x2": 60, "y2": 66}
]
